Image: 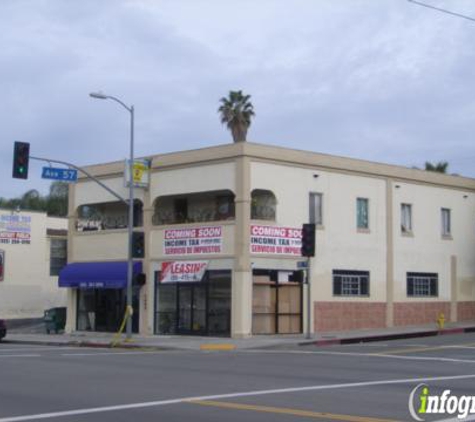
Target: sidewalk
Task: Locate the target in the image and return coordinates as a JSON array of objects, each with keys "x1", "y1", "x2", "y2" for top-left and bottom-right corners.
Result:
[{"x1": 4, "y1": 321, "x2": 475, "y2": 351}]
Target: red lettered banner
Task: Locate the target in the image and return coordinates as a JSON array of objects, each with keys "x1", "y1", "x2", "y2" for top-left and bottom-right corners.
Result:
[
  {"x1": 160, "y1": 261, "x2": 208, "y2": 283},
  {"x1": 250, "y1": 225, "x2": 302, "y2": 256},
  {"x1": 163, "y1": 226, "x2": 222, "y2": 255}
]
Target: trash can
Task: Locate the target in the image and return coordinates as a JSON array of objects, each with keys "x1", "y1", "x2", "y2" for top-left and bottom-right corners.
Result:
[{"x1": 44, "y1": 307, "x2": 66, "y2": 334}]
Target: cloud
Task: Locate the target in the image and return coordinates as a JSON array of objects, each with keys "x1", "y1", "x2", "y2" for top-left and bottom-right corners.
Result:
[{"x1": 1, "y1": 0, "x2": 475, "y2": 199}]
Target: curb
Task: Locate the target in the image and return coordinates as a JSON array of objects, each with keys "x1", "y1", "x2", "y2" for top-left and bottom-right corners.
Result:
[
  {"x1": 3, "y1": 338, "x2": 176, "y2": 351},
  {"x1": 299, "y1": 326, "x2": 475, "y2": 347}
]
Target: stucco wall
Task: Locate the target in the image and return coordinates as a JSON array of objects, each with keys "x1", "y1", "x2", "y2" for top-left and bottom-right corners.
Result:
[
  {"x1": 0, "y1": 211, "x2": 67, "y2": 318},
  {"x1": 251, "y1": 161, "x2": 387, "y2": 303}
]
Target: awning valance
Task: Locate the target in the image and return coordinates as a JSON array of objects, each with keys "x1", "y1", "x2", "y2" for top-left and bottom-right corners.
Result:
[{"x1": 59, "y1": 261, "x2": 142, "y2": 289}]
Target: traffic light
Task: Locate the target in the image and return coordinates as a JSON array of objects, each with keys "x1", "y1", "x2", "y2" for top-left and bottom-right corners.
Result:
[
  {"x1": 133, "y1": 273, "x2": 146, "y2": 287},
  {"x1": 301, "y1": 223, "x2": 316, "y2": 257},
  {"x1": 12, "y1": 141, "x2": 30, "y2": 179},
  {"x1": 132, "y1": 231, "x2": 145, "y2": 258}
]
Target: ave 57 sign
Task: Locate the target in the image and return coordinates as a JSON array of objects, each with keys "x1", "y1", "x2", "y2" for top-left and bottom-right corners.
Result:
[{"x1": 42, "y1": 167, "x2": 77, "y2": 182}]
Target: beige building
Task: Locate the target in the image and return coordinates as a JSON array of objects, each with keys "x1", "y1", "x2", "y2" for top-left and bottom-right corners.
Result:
[
  {"x1": 0, "y1": 210, "x2": 67, "y2": 319},
  {"x1": 62, "y1": 142, "x2": 475, "y2": 337}
]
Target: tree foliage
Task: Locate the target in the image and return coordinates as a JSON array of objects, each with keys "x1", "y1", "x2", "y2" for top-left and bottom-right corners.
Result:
[
  {"x1": 218, "y1": 90, "x2": 255, "y2": 143},
  {"x1": 0, "y1": 181, "x2": 68, "y2": 217},
  {"x1": 425, "y1": 161, "x2": 449, "y2": 174}
]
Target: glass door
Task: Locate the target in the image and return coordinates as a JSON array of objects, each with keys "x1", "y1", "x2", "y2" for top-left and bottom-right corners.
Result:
[{"x1": 177, "y1": 285, "x2": 193, "y2": 333}]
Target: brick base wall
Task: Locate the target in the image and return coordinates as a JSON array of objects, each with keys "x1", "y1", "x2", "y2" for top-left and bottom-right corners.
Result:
[
  {"x1": 393, "y1": 302, "x2": 450, "y2": 326},
  {"x1": 314, "y1": 302, "x2": 386, "y2": 332},
  {"x1": 457, "y1": 302, "x2": 475, "y2": 321}
]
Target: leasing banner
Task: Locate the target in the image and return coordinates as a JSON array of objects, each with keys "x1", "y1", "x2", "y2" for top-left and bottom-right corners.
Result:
[
  {"x1": 160, "y1": 261, "x2": 208, "y2": 283},
  {"x1": 250, "y1": 225, "x2": 302, "y2": 256}
]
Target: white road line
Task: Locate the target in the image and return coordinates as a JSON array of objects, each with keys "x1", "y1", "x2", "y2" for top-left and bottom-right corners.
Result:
[
  {"x1": 1, "y1": 374, "x2": 475, "y2": 422},
  {"x1": 0, "y1": 347, "x2": 82, "y2": 353},
  {"x1": 241, "y1": 349, "x2": 475, "y2": 364},
  {"x1": 435, "y1": 415, "x2": 475, "y2": 422},
  {"x1": 62, "y1": 351, "x2": 163, "y2": 357},
  {"x1": 445, "y1": 345, "x2": 475, "y2": 350},
  {"x1": 0, "y1": 354, "x2": 41, "y2": 358}
]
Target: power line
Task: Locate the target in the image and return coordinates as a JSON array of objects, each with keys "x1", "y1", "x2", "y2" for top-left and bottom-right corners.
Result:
[{"x1": 408, "y1": 0, "x2": 475, "y2": 23}]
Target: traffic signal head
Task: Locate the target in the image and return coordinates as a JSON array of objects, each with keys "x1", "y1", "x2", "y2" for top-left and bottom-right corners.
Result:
[
  {"x1": 133, "y1": 273, "x2": 146, "y2": 287},
  {"x1": 132, "y1": 231, "x2": 145, "y2": 258},
  {"x1": 12, "y1": 141, "x2": 30, "y2": 179},
  {"x1": 301, "y1": 223, "x2": 316, "y2": 257}
]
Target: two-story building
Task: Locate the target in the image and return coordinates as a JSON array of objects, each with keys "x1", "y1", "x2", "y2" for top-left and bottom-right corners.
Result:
[
  {"x1": 61, "y1": 142, "x2": 475, "y2": 337},
  {"x1": 0, "y1": 209, "x2": 67, "y2": 319}
]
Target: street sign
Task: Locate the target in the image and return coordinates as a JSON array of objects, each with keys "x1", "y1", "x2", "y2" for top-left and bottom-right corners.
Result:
[
  {"x1": 41, "y1": 167, "x2": 77, "y2": 182},
  {"x1": 297, "y1": 261, "x2": 308, "y2": 269}
]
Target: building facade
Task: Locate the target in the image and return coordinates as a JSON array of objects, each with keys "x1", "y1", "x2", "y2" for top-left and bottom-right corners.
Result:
[
  {"x1": 0, "y1": 210, "x2": 67, "y2": 319},
  {"x1": 62, "y1": 143, "x2": 475, "y2": 337}
]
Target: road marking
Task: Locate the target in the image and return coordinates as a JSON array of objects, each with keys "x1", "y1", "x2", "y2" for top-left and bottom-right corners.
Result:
[
  {"x1": 200, "y1": 343, "x2": 236, "y2": 351},
  {"x1": 241, "y1": 349, "x2": 475, "y2": 364},
  {"x1": 191, "y1": 400, "x2": 397, "y2": 422},
  {"x1": 62, "y1": 351, "x2": 164, "y2": 357},
  {"x1": 0, "y1": 354, "x2": 41, "y2": 358},
  {"x1": 375, "y1": 341, "x2": 475, "y2": 356},
  {"x1": 1, "y1": 374, "x2": 475, "y2": 421},
  {"x1": 434, "y1": 415, "x2": 475, "y2": 422},
  {"x1": 0, "y1": 347, "x2": 82, "y2": 353}
]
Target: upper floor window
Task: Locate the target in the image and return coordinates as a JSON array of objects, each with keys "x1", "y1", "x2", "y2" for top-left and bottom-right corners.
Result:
[
  {"x1": 401, "y1": 203, "x2": 412, "y2": 234},
  {"x1": 441, "y1": 208, "x2": 451, "y2": 237},
  {"x1": 251, "y1": 190, "x2": 276, "y2": 221},
  {"x1": 407, "y1": 272, "x2": 438, "y2": 297},
  {"x1": 76, "y1": 200, "x2": 143, "y2": 232},
  {"x1": 153, "y1": 190, "x2": 235, "y2": 225},
  {"x1": 333, "y1": 270, "x2": 369, "y2": 297},
  {"x1": 309, "y1": 192, "x2": 323, "y2": 226},
  {"x1": 50, "y1": 238, "x2": 67, "y2": 276},
  {"x1": 356, "y1": 198, "x2": 369, "y2": 229}
]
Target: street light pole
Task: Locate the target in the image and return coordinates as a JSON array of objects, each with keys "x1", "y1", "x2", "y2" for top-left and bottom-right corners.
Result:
[{"x1": 90, "y1": 92, "x2": 135, "y2": 340}]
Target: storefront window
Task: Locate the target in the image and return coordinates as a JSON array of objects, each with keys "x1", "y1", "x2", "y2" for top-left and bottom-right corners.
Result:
[{"x1": 155, "y1": 270, "x2": 231, "y2": 336}]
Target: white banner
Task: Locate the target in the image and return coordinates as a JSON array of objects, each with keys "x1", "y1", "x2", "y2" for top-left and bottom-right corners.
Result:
[
  {"x1": 0, "y1": 214, "x2": 31, "y2": 245},
  {"x1": 163, "y1": 226, "x2": 222, "y2": 255},
  {"x1": 160, "y1": 261, "x2": 208, "y2": 283},
  {"x1": 250, "y1": 224, "x2": 302, "y2": 256}
]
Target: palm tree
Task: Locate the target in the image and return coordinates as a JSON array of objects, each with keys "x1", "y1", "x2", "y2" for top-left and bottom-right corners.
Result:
[
  {"x1": 425, "y1": 161, "x2": 449, "y2": 173},
  {"x1": 218, "y1": 90, "x2": 255, "y2": 143}
]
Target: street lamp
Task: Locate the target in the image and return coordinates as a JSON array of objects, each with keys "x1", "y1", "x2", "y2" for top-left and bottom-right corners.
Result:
[{"x1": 89, "y1": 91, "x2": 135, "y2": 340}]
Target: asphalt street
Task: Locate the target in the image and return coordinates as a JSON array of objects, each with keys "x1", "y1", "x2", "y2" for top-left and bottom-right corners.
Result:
[{"x1": 1, "y1": 334, "x2": 475, "y2": 422}]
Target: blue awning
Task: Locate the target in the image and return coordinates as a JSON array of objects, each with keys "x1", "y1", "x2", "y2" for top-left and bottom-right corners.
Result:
[{"x1": 59, "y1": 261, "x2": 142, "y2": 289}]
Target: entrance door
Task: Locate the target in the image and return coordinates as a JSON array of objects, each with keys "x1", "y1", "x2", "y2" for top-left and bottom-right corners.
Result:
[{"x1": 177, "y1": 284, "x2": 207, "y2": 335}]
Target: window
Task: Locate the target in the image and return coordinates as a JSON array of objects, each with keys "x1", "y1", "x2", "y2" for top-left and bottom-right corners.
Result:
[
  {"x1": 357, "y1": 198, "x2": 369, "y2": 229},
  {"x1": 76, "y1": 200, "x2": 143, "y2": 231},
  {"x1": 153, "y1": 190, "x2": 235, "y2": 225},
  {"x1": 50, "y1": 238, "x2": 67, "y2": 276},
  {"x1": 441, "y1": 208, "x2": 451, "y2": 236},
  {"x1": 401, "y1": 203, "x2": 412, "y2": 233},
  {"x1": 333, "y1": 270, "x2": 369, "y2": 297},
  {"x1": 251, "y1": 190, "x2": 276, "y2": 220},
  {"x1": 407, "y1": 272, "x2": 438, "y2": 297},
  {"x1": 309, "y1": 193, "x2": 323, "y2": 226}
]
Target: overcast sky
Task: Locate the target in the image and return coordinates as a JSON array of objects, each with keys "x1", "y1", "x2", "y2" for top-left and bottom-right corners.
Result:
[{"x1": 1, "y1": 0, "x2": 475, "y2": 198}]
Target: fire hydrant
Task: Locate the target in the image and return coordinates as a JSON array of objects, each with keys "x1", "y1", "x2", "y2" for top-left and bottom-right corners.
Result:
[{"x1": 437, "y1": 312, "x2": 445, "y2": 330}]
